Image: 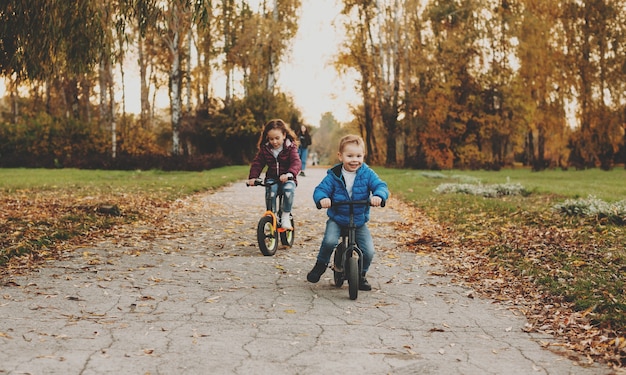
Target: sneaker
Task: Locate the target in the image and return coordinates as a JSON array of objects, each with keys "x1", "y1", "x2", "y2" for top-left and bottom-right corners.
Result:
[
  {"x1": 299, "y1": 171, "x2": 305, "y2": 177},
  {"x1": 307, "y1": 262, "x2": 327, "y2": 283},
  {"x1": 281, "y1": 212, "x2": 292, "y2": 229},
  {"x1": 359, "y1": 273, "x2": 372, "y2": 291}
]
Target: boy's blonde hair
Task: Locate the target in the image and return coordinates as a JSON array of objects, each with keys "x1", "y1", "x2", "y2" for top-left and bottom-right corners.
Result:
[{"x1": 338, "y1": 134, "x2": 365, "y2": 153}]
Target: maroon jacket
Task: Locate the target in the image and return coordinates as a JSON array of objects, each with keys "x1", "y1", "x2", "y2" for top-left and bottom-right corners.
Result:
[{"x1": 248, "y1": 139, "x2": 302, "y2": 184}]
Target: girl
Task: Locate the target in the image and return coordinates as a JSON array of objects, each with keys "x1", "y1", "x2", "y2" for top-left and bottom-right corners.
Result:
[{"x1": 247, "y1": 119, "x2": 302, "y2": 229}]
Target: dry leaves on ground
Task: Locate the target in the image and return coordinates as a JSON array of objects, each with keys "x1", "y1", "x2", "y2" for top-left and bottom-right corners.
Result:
[
  {"x1": 390, "y1": 199, "x2": 625, "y2": 369},
  {"x1": 0, "y1": 190, "x2": 176, "y2": 275}
]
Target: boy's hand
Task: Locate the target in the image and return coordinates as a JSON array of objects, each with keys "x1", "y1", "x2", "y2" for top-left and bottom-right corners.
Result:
[
  {"x1": 319, "y1": 198, "x2": 331, "y2": 208},
  {"x1": 247, "y1": 178, "x2": 257, "y2": 186},
  {"x1": 279, "y1": 173, "x2": 292, "y2": 182},
  {"x1": 370, "y1": 196, "x2": 383, "y2": 207}
]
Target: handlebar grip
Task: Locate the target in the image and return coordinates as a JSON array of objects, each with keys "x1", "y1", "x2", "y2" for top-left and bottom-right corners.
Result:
[{"x1": 246, "y1": 178, "x2": 263, "y2": 187}]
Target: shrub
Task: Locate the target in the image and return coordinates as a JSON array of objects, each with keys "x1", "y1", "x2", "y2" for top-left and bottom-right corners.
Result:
[
  {"x1": 434, "y1": 180, "x2": 527, "y2": 197},
  {"x1": 552, "y1": 195, "x2": 626, "y2": 224},
  {"x1": 420, "y1": 171, "x2": 447, "y2": 179}
]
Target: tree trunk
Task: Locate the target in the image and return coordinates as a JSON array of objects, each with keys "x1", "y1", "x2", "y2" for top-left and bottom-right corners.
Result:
[
  {"x1": 536, "y1": 126, "x2": 546, "y2": 171},
  {"x1": 266, "y1": 0, "x2": 279, "y2": 93},
  {"x1": 138, "y1": 36, "x2": 151, "y2": 129},
  {"x1": 9, "y1": 76, "x2": 19, "y2": 124},
  {"x1": 526, "y1": 130, "x2": 534, "y2": 168},
  {"x1": 185, "y1": 27, "x2": 193, "y2": 113},
  {"x1": 108, "y1": 63, "x2": 117, "y2": 159},
  {"x1": 170, "y1": 29, "x2": 182, "y2": 156}
]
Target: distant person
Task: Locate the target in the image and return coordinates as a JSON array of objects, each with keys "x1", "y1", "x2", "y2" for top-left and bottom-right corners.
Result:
[
  {"x1": 296, "y1": 125, "x2": 312, "y2": 176},
  {"x1": 311, "y1": 151, "x2": 319, "y2": 166},
  {"x1": 307, "y1": 134, "x2": 389, "y2": 291},
  {"x1": 247, "y1": 119, "x2": 302, "y2": 229}
]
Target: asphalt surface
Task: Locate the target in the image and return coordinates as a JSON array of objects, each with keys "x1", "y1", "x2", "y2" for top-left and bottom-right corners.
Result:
[{"x1": 0, "y1": 167, "x2": 617, "y2": 375}]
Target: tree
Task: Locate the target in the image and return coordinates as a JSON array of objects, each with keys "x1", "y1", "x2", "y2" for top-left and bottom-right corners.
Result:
[
  {"x1": 563, "y1": 0, "x2": 626, "y2": 169},
  {"x1": 310, "y1": 112, "x2": 354, "y2": 164},
  {"x1": 0, "y1": 0, "x2": 104, "y2": 119},
  {"x1": 337, "y1": 0, "x2": 380, "y2": 163},
  {"x1": 155, "y1": 0, "x2": 193, "y2": 156}
]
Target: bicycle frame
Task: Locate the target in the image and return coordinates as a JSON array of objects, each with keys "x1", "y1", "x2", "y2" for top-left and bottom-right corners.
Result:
[
  {"x1": 252, "y1": 178, "x2": 289, "y2": 225},
  {"x1": 335, "y1": 200, "x2": 367, "y2": 266},
  {"x1": 247, "y1": 177, "x2": 295, "y2": 256},
  {"x1": 261, "y1": 194, "x2": 290, "y2": 235},
  {"x1": 330, "y1": 199, "x2": 370, "y2": 299},
  {"x1": 318, "y1": 198, "x2": 385, "y2": 299}
]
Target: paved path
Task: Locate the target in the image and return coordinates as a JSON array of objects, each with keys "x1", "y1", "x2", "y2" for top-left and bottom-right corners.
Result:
[{"x1": 0, "y1": 167, "x2": 615, "y2": 374}]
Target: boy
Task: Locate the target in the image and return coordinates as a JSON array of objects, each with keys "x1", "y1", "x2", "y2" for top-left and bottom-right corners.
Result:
[{"x1": 307, "y1": 134, "x2": 389, "y2": 290}]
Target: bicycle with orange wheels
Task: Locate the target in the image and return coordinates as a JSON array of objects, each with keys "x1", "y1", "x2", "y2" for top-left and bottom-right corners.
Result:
[{"x1": 246, "y1": 178, "x2": 295, "y2": 256}]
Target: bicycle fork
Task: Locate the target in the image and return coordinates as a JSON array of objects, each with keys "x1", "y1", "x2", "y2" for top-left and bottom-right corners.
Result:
[
  {"x1": 264, "y1": 190, "x2": 286, "y2": 233},
  {"x1": 262, "y1": 210, "x2": 291, "y2": 234},
  {"x1": 333, "y1": 241, "x2": 363, "y2": 275}
]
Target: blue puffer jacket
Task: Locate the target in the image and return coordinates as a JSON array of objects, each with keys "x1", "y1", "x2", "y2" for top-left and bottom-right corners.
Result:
[{"x1": 313, "y1": 163, "x2": 389, "y2": 227}]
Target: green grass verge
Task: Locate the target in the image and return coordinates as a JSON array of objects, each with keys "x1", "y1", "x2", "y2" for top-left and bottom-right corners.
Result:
[
  {"x1": 0, "y1": 166, "x2": 250, "y2": 199},
  {"x1": 0, "y1": 166, "x2": 249, "y2": 266},
  {"x1": 378, "y1": 167, "x2": 626, "y2": 334}
]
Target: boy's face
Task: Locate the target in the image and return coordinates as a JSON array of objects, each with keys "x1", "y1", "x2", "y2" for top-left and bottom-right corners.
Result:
[
  {"x1": 338, "y1": 143, "x2": 364, "y2": 172},
  {"x1": 267, "y1": 128, "x2": 286, "y2": 149}
]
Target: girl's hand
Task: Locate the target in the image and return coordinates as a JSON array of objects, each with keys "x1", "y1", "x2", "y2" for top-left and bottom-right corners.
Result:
[
  {"x1": 370, "y1": 196, "x2": 382, "y2": 207},
  {"x1": 247, "y1": 178, "x2": 257, "y2": 186},
  {"x1": 319, "y1": 198, "x2": 332, "y2": 208},
  {"x1": 279, "y1": 174, "x2": 291, "y2": 183}
]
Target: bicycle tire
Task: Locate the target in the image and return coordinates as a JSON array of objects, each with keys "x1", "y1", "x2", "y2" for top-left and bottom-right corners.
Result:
[
  {"x1": 257, "y1": 215, "x2": 278, "y2": 256},
  {"x1": 333, "y1": 243, "x2": 345, "y2": 288},
  {"x1": 279, "y1": 217, "x2": 295, "y2": 246},
  {"x1": 347, "y1": 255, "x2": 359, "y2": 300}
]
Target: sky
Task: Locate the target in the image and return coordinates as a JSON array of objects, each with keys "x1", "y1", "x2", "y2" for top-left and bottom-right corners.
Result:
[{"x1": 276, "y1": 0, "x2": 359, "y2": 126}]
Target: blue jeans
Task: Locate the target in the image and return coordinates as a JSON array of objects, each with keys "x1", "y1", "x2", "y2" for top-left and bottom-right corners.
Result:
[
  {"x1": 316, "y1": 218, "x2": 375, "y2": 273},
  {"x1": 298, "y1": 147, "x2": 309, "y2": 171},
  {"x1": 265, "y1": 180, "x2": 295, "y2": 213}
]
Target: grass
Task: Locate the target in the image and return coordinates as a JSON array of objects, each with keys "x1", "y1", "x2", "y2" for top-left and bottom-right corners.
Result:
[
  {"x1": 378, "y1": 167, "x2": 626, "y2": 351},
  {"x1": 378, "y1": 167, "x2": 626, "y2": 202},
  {"x1": 0, "y1": 166, "x2": 249, "y2": 266},
  {"x1": 0, "y1": 166, "x2": 250, "y2": 200}
]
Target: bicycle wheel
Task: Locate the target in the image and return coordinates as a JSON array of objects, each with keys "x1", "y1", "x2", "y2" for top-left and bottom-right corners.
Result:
[
  {"x1": 279, "y1": 216, "x2": 295, "y2": 246},
  {"x1": 257, "y1": 215, "x2": 278, "y2": 256},
  {"x1": 333, "y1": 243, "x2": 345, "y2": 288},
  {"x1": 347, "y1": 255, "x2": 359, "y2": 300}
]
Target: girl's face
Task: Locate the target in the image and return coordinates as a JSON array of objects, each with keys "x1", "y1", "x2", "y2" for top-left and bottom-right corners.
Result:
[
  {"x1": 267, "y1": 128, "x2": 286, "y2": 150},
  {"x1": 338, "y1": 143, "x2": 364, "y2": 172}
]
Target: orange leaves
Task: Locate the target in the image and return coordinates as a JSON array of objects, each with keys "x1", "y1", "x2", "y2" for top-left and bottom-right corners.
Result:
[
  {"x1": 391, "y1": 197, "x2": 626, "y2": 368},
  {"x1": 0, "y1": 189, "x2": 172, "y2": 274}
]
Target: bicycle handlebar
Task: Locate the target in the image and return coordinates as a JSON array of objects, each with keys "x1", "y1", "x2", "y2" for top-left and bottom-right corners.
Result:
[
  {"x1": 315, "y1": 198, "x2": 386, "y2": 209},
  {"x1": 246, "y1": 176, "x2": 294, "y2": 187}
]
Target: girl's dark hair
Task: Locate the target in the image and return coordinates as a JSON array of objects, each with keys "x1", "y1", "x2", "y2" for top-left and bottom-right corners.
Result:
[{"x1": 257, "y1": 119, "x2": 298, "y2": 148}]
